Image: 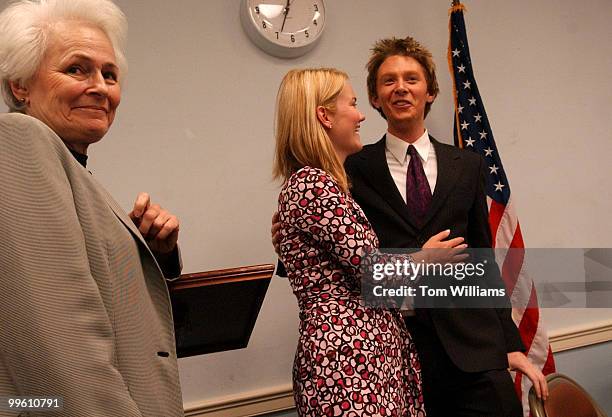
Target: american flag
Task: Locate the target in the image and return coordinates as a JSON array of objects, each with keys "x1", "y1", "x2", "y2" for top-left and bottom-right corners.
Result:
[{"x1": 448, "y1": 2, "x2": 556, "y2": 415}]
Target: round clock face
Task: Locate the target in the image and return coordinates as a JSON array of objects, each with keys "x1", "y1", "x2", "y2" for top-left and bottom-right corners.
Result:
[{"x1": 241, "y1": 0, "x2": 326, "y2": 58}]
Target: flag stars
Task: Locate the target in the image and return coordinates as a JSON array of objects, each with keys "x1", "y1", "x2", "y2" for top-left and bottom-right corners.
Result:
[
  {"x1": 461, "y1": 120, "x2": 469, "y2": 130},
  {"x1": 463, "y1": 80, "x2": 471, "y2": 89},
  {"x1": 465, "y1": 137, "x2": 475, "y2": 147},
  {"x1": 479, "y1": 131, "x2": 488, "y2": 140},
  {"x1": 457, "y1": 105, "x2": 464, "y2": 114},
  {"x1": 489, "y1": 164, "x2": 499, "y2": 175},
  {"x1": 484, "y1": 147, "x2": 494, "y2": 157},
  {"x1": 468, "y1": 97, "x2": 477, "y2": 106},
  {"x1": 474, "y1": 113, "x2": 482, "y2": 122},
  {"x1": 457, "y1": 64, "x2": 466, "y2": 73},
  {"x1": 494, "y1": 181, "x2": 505, "y2": 192},
  {"x1": 452, "y1": 49, "x2": 460, "y2": 57}
]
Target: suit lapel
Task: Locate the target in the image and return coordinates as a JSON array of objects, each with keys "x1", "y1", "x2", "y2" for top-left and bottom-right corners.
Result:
[
  {"x1": 60, "y1": 141, "x2": 161, "y2": 271},
  {"x1": 101, "y1": 191, "x2": 168, "y2": 277},
  {"x1": 91, "y1": 177, "x2": 152, "y2": 251},
  {"x1": 357, "y1": 135, "x2": 420, "y2": 229},
  {"x1": 421, "y1": 137, "x2": 463, "y2": 228}
]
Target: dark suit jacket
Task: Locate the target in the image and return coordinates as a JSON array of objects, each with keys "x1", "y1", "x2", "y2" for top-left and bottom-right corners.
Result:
[{"x1": 344, "y1": 134, "x2": 524, "y2": 372}]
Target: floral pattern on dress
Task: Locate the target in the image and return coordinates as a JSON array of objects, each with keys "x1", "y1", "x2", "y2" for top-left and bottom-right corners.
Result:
[{"x1": 279, "y1": 166, "x2": 426, "y2": 417}]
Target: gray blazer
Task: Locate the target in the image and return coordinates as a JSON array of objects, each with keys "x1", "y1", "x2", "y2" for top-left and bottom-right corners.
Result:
[{"x1": 0, "y1": 113, "x2": 183, "y2": 416}]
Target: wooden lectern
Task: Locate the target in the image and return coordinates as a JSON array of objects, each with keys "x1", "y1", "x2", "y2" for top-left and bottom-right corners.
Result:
[{"x1": 168, "y1": 264, "x2": 275, "y2": 358}]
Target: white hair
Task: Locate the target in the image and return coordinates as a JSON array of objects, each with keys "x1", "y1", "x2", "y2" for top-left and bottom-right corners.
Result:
[{"x1": 0, "y1": 0, "x2": 127, "y2": 112}]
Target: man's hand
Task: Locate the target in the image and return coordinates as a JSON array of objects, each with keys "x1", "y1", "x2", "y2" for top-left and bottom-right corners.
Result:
[
  {"x1": 413, "y1": 229, "x2": 468, "y2": 264},
  {"x1": 508, "y1": 351, "x2": 549, "y2": 400},
  {"x1": 271, "y1": 211, "x2": 281, "y2": 256},
  {"x1": 129, "y1": 192, "x2": 179, "y2": 255}
]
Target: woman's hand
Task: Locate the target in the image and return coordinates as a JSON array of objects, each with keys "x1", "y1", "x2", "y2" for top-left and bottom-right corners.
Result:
[
  {"x1": 508, "y1": 351, "x2": 549, "y2": 400},
  {"x1": 129, "y1": 192, "x2": 179, "y2": 255},
  {"x1": 271, "y1": 211, "x2": 281, "y2": 256},
  {"x1": 412, "y1": 229, "x2": 468, "y2": 264}
]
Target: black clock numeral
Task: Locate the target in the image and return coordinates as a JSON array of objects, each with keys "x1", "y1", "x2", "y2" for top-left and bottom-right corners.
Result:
[
  {"x1": 255, "y1": 6, "x2": 260, "y2": 13},
  {"x1": 291, "y1": 34, "x2": 295, "y2": 42},
  {"x1": 314, "y1": 4, "x2": 319, "y2": 11},
  {"x1": 275, "y1": 31, "x2": 279, "y2": 39},
  {"x1": 262, "y1": 21, "x2": 267, "y2": 29},
  {"x1": 313, "y1": 19, "x2": 318, "y2": 25},
  {"x1": 305, "y1": 30, "x2": 309, "y2": 38}
]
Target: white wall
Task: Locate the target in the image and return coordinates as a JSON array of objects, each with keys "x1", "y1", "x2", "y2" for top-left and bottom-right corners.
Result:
[{"x1": 2, "y1": 0, "x2": 611, "y2": 407}]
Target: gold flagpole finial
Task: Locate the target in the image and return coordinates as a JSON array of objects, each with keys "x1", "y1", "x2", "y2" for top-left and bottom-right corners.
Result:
[{"x1": 450, "y1": 0, "x2": 465, "y2": 13}]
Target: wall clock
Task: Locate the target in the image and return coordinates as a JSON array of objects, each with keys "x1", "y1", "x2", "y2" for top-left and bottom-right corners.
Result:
[{"x1": 240, "y1": 0, "x2": 326, "y2": 58}]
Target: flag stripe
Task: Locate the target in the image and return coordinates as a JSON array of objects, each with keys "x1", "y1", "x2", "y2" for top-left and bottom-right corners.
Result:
[
  {"x1": 500, "y1": 223, "x2": 525, "y2": 295},
  {"x1": 518, "y1": 303, "x2": 540, "y2": 352},
  {"x1": 489, "y1": 200, "x2": 505, "y2": 244},
  {"x1": 494, "y1": 198, "x2": 519, "y2": 248}
]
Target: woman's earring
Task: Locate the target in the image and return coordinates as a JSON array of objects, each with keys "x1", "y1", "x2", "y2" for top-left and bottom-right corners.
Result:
[{"x1": 328, "y1": 123, "x2": 333, "y2": 129}]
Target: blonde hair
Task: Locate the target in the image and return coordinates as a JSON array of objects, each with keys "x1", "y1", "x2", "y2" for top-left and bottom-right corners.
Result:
[{"x1": 273, "y1": 68, "x2": 349, "y2": 192}]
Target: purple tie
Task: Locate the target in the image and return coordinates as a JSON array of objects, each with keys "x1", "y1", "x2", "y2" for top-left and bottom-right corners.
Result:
[{"x1": 406, "y1": 145, "x2": 432, "y2": 219}]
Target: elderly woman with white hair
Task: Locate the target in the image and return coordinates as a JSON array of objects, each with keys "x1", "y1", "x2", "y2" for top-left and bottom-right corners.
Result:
[{"x1": 0, "y1": 1, "x2": 184, "y2": 415}]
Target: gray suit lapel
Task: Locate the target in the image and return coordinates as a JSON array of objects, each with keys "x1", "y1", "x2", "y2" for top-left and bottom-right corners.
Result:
[{"x1": 92, "y1": 178, "x2": 152, "y2": 251}]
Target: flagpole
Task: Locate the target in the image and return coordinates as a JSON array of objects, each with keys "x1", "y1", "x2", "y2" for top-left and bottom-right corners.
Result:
[
  {"x1": 448, "y1": 0, "x2": 463, "y2": 147},
  {"x1": 450, "y1": 1, "x2": 465, "y2": 16}
]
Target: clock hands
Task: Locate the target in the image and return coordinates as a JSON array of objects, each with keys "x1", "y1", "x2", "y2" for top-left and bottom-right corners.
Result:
[{"x1": 281, "y1": 0, "x2": 291, "y2": 32}]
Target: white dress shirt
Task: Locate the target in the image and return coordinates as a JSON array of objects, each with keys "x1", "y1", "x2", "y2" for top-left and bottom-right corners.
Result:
[
  {"x1": 385, "y1": 130, "x2": 438, "y2": 314},
  {"x1": 385, "y1": 129, "x2": 437, "y2": 201}
]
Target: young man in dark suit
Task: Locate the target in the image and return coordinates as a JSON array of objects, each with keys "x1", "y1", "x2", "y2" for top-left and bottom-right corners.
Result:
[{"x1": 343, "y1": 36, "x2": 546, "y2": 417}]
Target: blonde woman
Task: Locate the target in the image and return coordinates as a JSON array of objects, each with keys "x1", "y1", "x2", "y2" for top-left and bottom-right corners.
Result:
[{"x1": 274, "y1": 68, "x2": 427, "y2": 417}]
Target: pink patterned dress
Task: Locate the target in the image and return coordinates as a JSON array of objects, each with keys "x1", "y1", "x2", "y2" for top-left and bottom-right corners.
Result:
[{"x1": 278, "y1": 167, "x2": 426, "y2": 417}]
